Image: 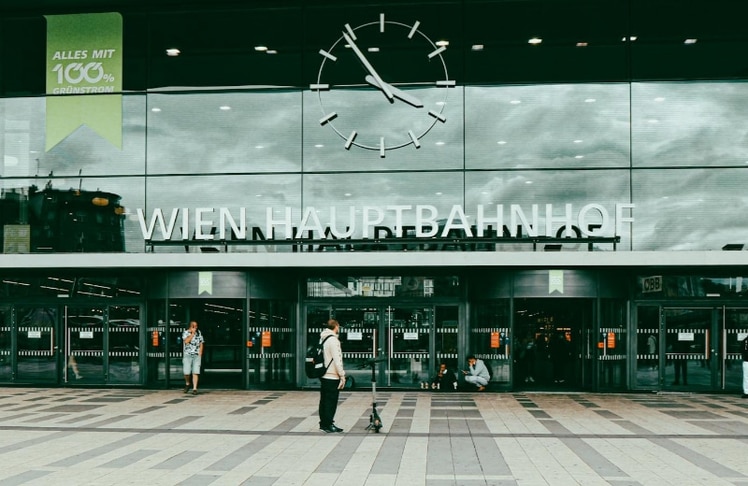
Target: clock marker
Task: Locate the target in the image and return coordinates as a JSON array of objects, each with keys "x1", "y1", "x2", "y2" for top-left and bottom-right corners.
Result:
[
  {"x1": 310, "y1": 83, "x2": 330, "y2": 91},
  {"x1": 319, "y1": 112, "x2": 337, "y2": 125},
  {"x1": 319, "y1": 49, "x2": 337, "y2": 62},
  {"x1": 428, "y1": 46, "x2": 447, "y2": 59},
  {"x1": 436, "y1": 80, "x2": 456, "y2": 87},
  {"x1": 344, "y1": 131, "x2": 357, "y2": 149},
  {"x1": 380, "y1": 138, "x2": 386, "y2": 158},
  {"x1": 380, "y1": 13, "x2": 385, "y2": 33},
  {"x1": 408, "y1": 21, "x2": 420, "y2": 39},
  {"x1": 344, "y1": 23, "x2": 357, "y2": 41},
  {"x1": 428, "y1": 110, "x2": 447, "y2": 122},
  {"x1": 408, "y1": 131, "x2": 421, "y2": 149}
]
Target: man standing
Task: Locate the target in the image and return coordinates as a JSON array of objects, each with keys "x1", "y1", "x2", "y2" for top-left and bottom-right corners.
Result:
[
  {"x1": 182, "y1": 320, "x2": 204, "y2": 395},
  {"x1": 319, "y1": 318, "x2": 345, "y2": 433},
  {"x1": 742, "y1": 334, "x2": 748, "y2": 398},
  {"x1": 462, "y1": 355, "x2": 490, "y2": 391}
]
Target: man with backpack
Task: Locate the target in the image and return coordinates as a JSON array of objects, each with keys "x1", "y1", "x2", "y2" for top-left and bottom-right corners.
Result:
[{"x1": 318, "y1": 319, "x2": 346, "y2": 433}]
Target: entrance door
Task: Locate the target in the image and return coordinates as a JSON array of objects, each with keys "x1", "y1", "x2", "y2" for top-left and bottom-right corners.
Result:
[
  {"x1": 305, "y1": 305, "x2": 454, "y2": 388},
  {"x1": 663, "y1": 308, "x2": 713, "y2": 390},
  {"x1": 513, "y1": 298, "x2": 594, "y2": 390},
  {"x1": 169, "y1": 299, "x2": 244, "y2": 388}
]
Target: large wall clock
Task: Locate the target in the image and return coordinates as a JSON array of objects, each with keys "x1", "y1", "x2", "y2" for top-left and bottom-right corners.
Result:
[{"x1": 311, "y1": 13, "x2": 454, "y2": 157}]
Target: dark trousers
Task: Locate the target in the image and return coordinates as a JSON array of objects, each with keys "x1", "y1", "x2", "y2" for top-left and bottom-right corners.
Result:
[{"x1": 318, "y1": 378, "x2": 340, "y2": 428}]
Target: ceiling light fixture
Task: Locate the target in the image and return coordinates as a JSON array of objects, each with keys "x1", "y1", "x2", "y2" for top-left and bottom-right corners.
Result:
[
  {"x1": 471, "y1": 44, "x2": 484, "y2": 51},
  {"x1": 684, "y1": 38, "x2": 697, "y2": 45},
  {"x1": 266, "y1": 49, "x2": 278, "y2": 54},
  {"x1": 576, "y1": 42, "x2": 588, "y2": 47},
  {"x1": 254, "y1": 45, "x2": 268, "y2": 52},
  {"x1": 219, "y1": 105, "x2": 231, "y2": 111},
  {"x1": 165, "y1": 48, "x2": 180, "y2": 57},
  {"x1": 528, "y1": 37, "x2": 543, "y2": 45},
  {"x1": 436, "y1": 40, "x2": 449, "y2": 47}
]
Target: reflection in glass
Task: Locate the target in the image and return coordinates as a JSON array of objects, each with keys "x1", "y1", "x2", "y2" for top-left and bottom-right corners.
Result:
[
  {"x1": 17, "y1": 307, "x2": 57, "y2": 384},
  {"x1": 147, "y1": 91, "x2": 302, "y2": 174},
  {"x1": 635, "y1": 305, "x2": 660, "y2": 388},
  {"x1": 248, "y1": 299, "x2": 295, "y2": 386},
  {"x1": 108, "y1": 305, "x2": 141, "y2": 385},
  {"x1": 0, "y1": 306, "x2": 10, "y2": 382},
  {"x1": 632, "y1": 82, "x2": 748, "y2": 167},
  {"x1": 465, "y1": 170, "x2": 631, "y2": 251},
  {"x1": 632, "y1": 168, "x2": 748, "y2": 251},
  {"x1": 66, "y1": 306, "x2": 105, "y2": 384},
  {"x1": 466, "y1": 84, "x2": 630, "y2": 169},
  {"x1": 306, "y1": 276, "x2": 459, "y2": 298},
  {"x1": 472, "y1": 301, "x2": 510, "y2": 385}
]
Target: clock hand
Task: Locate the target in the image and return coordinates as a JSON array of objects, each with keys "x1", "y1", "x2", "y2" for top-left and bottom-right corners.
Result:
[
  {"x1": 365, "y1": 75, "x2": 423, "y2": 108},
  {"x1": 342, "y1": 31, "x2": 394, "y2": 103}
]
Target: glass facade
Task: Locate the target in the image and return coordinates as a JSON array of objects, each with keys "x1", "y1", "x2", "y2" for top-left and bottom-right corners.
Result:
[{"x1": 0, "y1": 1, "x2": 747, "y2": 393}]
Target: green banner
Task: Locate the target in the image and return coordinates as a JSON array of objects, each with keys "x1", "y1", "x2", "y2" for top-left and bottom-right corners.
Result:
[{"x1": 45, "y1": 12, "x2": 123, "y2": 151}]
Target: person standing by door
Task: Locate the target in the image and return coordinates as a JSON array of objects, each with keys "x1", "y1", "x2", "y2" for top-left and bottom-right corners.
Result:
[
  {"x1": 182, "y1": 320, "x2": 204, "y2": 395},
  {"x1": 742, "y1": 334, "x2": 748, "y2": 398},
  {"x1": 319, "y1": 318, "x2": 346, "y2": 433}
]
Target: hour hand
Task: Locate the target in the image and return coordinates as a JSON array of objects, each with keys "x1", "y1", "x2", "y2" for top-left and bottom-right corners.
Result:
[{"x1": 365, "y1": 75, "x2": 423, "y2": 108}]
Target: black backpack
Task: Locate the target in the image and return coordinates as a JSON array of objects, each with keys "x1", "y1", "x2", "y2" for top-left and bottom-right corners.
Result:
[{"x1": 305, "y1": 335, "x2": 333, "y2": 379}]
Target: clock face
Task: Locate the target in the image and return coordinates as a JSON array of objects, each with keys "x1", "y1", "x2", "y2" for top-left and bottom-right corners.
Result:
[{"x1": 312, "y1": 13, "x2": 454, "y2": 156}]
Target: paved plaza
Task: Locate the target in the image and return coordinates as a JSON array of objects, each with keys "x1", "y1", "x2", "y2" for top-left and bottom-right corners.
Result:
[{"x1": 1, "y1": 387, "x2": 748, "y2": 485}]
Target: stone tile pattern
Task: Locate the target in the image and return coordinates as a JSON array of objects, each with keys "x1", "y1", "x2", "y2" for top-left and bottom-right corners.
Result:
[{"x1": 0, "y1": 388, "x2": 746, "y2": 485}]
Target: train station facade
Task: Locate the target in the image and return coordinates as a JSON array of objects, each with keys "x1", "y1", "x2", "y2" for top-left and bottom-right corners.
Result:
[{"x1": 1, "y1": 0, "x2": 748, "y2": 394}]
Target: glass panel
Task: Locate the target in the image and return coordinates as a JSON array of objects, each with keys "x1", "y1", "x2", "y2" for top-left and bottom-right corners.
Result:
[
  {"x1": 306, "y1": 276, "x2": 459, "y2": 298},
  {"x1": 632, "y1": 168, "x2": 748, "y2": 251},
  {"x1": 434, "y1": 306, "x2": 459, "y2": 390},
  {"x1": 168, "y1": 303, "x2": 187, "y2": 383},
  {"x1": 248, "y1": 299, "x2": 294, "y2": 387},
  {"x1": 108, "y1": 305, "x2": 141, "y2": 385},
  {"x1": 146, "y1": 299, "x2": 167, "y2": 387},
  {"x1": 143, "y1": 174, "x2": 301, "y2": 253},
  {"x1": 598, "y1": 299, "x2": 627, "y2": 390},
  {"x1": 724, "y1": 308, "x2": 748, "y2": 392},
  {"x1": 1, "y1": 176, "x2": 144, "y2": 254},
  {"x1": 302, "y1": 87, "x2": 464, "y2": 172},
  {"x1": 0, "y1": 306, "x2": 10, "y2": 382},
  {"x1": 333, "y1": 306, "x2": 378, "y2": 389},
  {"x1": 636, "y1": 275, "x2": 748, "y2": 299},
  {"x1": 147, "y1": 91, "x2": 302, "y2": 174},
  {"x1": 632, "y1": 82, "x2": 748, "y2": 167},
  {"x1": 465, "y1": 170, "x2": 631, "y2": 252},
  {"x1": 16, "y1": 307, "x2": 56, "y2": 383},
  {"x1": 386, "y1": 306, "x2": 431, "y2": 388},
  {"x1": 67, "y1": 306, "x2": 105, "y2": 384},
  {"x1": 472, "y1": 301, "x2": 510, "y2": 386},
  {"x1": 466, "y1": 84, "x2": 630, "y2": 169},
  {"x1": 635, "y1": 305, "x2": 660, "y2": 388},
  {"x1": 664, "y1": 308, "x2": 711, "y2": 390}
]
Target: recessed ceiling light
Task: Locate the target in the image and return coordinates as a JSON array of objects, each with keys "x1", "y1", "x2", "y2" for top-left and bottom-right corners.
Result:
[
  {"x1": 219, "y1": 105, "x2": 231, "y2": 111},
  {"x1": 584, "y1": 98, "x2": 596, "y2": 103},
  {"x1": 165, "y1": 48, "x2": 180, "y2": 57},
  {"x1": 255, "y1": 145, "x2": 264, "y2": 149},
  {"x1": 576, "y1": 42, "x2": 588, "y2": 47},
  {"x1": 471, "y1": 44, "x2": 484, "y2": 51},
  {"x1": 435, "y1": 141, "x2": 445, "y2": 146},
  {"x1": 621, "y1": 35, "x2": 638, "y2": 42},
  {"x1": 528, "y1": 37, "x2": 542, "y2": 45},
  {"x1": 151, "y1": 107, "x2": 161, "y2": 112},
  {"x1": 314, "y1": 144, "x2": 324, "y2": 148},
  {"x1": 266, "y1": 50, "x2": 278, "y2": 54},
  {"x1": 497, "y1": 140, "x2": 507, "y2": 145},
  {"x1": 367, "y1": 47, "x2": 380, "y2": 52},
  {"x1": 575, "y1": 155, "x2": 584, "y2": 159},
  {"x1": 435, "y1": 101, "x2": 446, "y2": 106},
  {"x1": 573, "y1": 139, "x2": 583, "y2": 143},
  {"x1": 344, "y1": 193, "x2": 352, "y2": 197},
  {"x1": 684, "y1": 38, "x2": 697, "y2": 45},
  {"x1": 254, "y1": 45, "x2": 268, "y2": 52},
  {"x1": 436, "y1": 40, "x2": 449, "y2": 47},
  {"x1": 435, "y1": 192, "x2": 443, "y2": 195},
  {"x1": 525, "y1": 180, "x2": 533, "y2": 184},
  {"x1": 510, "y1": 100, "x2": 521, "y2": 104}
]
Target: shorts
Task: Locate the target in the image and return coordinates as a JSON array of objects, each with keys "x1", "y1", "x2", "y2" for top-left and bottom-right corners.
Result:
[{"x1": 183, "y1": 353, "x2": 202, "y2": 375}]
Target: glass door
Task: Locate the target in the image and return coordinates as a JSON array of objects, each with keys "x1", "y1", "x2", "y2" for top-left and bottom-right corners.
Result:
[
  {"x1": 663, "y1": 308, "x2": 713, "y2": 391},
  {"x1": 385, "y1": 306, "x2": 432, "y2": 387},
  {"x1": 0, "y1": 306, "x2": 10, "y2": 382},
  {"x1": 724, "y1": 307, "x2": 748, "y2": 392},
  {"x1": 247, "y1": 299, "x2": 295, "y2": 387},
  {"x1": 304, "y1": 305, "x2": 440, "y2": 389},
  {"x1": 65, "y1": 306, "x2": 106, "y2": 384},
  {"x1": 16, "y1": 306, "x2": 57, "y2": 384}
]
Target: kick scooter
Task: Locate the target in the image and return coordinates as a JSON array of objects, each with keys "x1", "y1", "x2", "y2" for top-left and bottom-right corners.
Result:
[{"x1": 365, "y1": 355, "x2": 386, "y2": 433}]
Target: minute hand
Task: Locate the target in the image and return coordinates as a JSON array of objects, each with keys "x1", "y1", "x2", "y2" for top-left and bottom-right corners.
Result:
[
  {"x1": 342, "y1": 31, "x2": 394, "y2": 102},
  {"x1": 365, "y1": 75, "x2": 423, "y2": 108}
]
